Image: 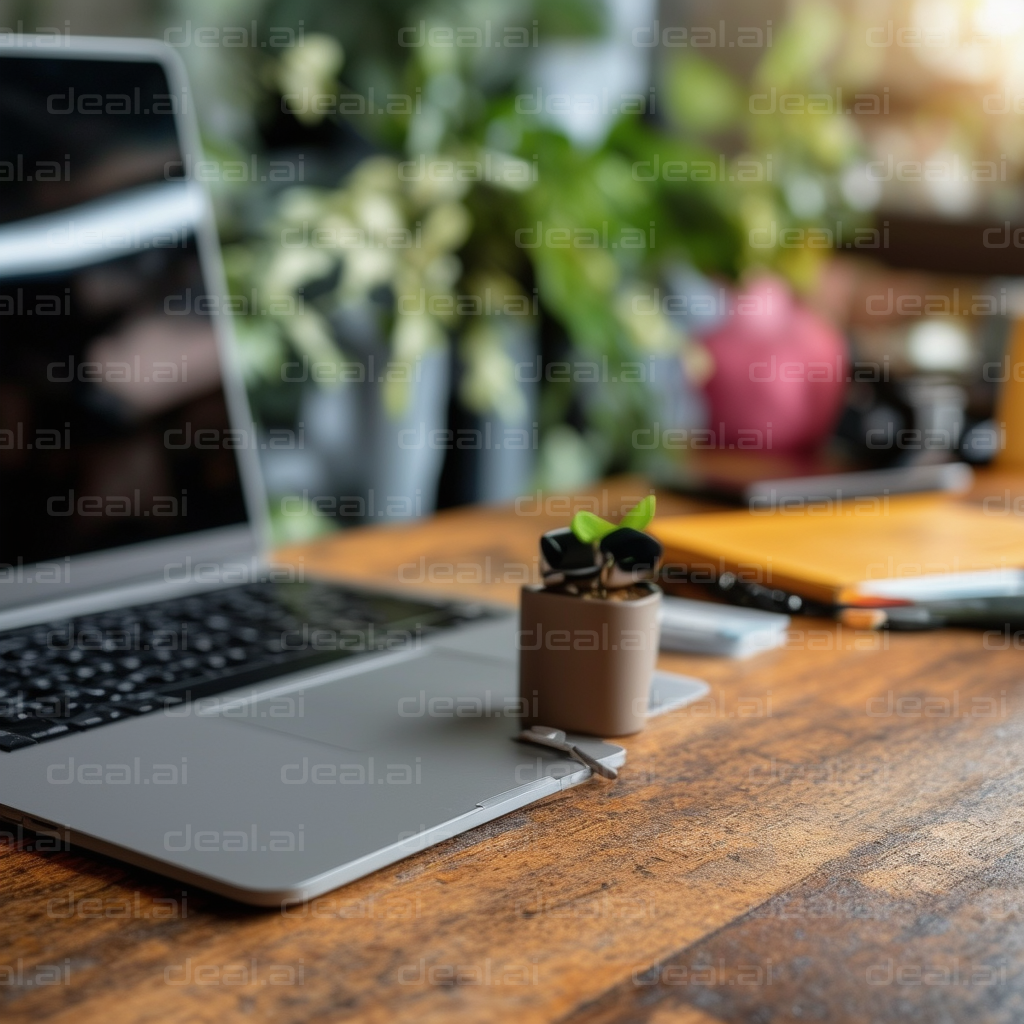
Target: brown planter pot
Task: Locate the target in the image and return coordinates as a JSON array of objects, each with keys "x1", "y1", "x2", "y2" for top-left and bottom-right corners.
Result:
[{"x1": 518, "y1": 582, "x2": 662, "y2": 737}]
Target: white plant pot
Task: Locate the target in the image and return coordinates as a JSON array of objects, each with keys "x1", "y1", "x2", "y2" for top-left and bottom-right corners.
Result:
[{"x1": 298, "y1": 348, "x2": 451, "y2": 524}]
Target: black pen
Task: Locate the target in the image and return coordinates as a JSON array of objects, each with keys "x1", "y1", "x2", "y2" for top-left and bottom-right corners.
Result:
[
  {"x1": 840, "y1": 598, "x2": 1024, "y2": 631},
  {"x1": 660, "y1": 567, "x2": 834, "y2": 617}
]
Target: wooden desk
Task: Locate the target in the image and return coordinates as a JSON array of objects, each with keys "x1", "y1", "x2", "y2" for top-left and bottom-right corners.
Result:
[{"x1": 4, "y1": 478, "x2": 1023, "y2": 1023}]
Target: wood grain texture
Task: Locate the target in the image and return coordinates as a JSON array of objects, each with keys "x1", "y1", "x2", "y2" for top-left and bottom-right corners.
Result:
[{"x1": 3, "y1": 476, "x2": 1023, "y2": 1023}]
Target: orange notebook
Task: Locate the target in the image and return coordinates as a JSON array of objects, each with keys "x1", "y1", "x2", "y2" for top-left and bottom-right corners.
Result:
[{"x1": 649, "y1": 494, "x2": 1024, "y2": 606}]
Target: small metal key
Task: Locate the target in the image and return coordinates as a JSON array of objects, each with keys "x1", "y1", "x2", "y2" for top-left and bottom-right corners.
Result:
[{"x1": 515, "y1": 725, "x2": 618, "y2": 780}]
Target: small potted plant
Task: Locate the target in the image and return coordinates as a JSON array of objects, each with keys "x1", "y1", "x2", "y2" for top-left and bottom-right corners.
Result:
[{"x1": 518, "y1": 497, "x2": 663, "y2": 736}]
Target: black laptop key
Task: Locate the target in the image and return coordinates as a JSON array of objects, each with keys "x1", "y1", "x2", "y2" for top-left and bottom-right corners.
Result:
[
  {"x1": 0, "y1": 730, "x2": 36, "y2": 751},
  {"x1": 77, "y1": 684, "x2": 115, "y2": 700},
  {"x1": 24, "y1": 698, "x2": 85, "y2": 719},
  {"x1": 4, "y1": 718, "x2": 71, "y2": 742},
  {"x1": 0, "y1": 708, "x2": 37, "y2": 728},
  {"x1": 67, "y1": 705, "x2": 131, "y2": 730},
  {"x1": 117, "y1": 695, "x2": 182, "y2": 715}
]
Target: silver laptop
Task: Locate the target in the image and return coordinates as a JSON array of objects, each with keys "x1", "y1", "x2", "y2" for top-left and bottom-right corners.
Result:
[{"x1": 0, "y1": 35, "x2": 634, "y2": 904}]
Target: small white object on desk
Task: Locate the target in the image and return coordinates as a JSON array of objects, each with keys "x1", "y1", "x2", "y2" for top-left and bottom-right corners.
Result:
[{"x1": 659, "y1": 596, "x2": 790, "y2": 658}]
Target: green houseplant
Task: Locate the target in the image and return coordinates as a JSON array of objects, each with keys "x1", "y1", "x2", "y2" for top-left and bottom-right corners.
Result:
[{"x1": 157, "y1": 0, "x2": 872, "y2": 538}]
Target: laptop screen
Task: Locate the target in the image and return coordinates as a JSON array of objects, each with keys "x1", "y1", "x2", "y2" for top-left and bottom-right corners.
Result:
[{"x1": 0, "y1": 53, "x2": 250, "y2": 570}]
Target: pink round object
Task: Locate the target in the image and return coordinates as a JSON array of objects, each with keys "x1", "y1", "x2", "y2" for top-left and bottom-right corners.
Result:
[{"x1": 701, "y1": 277, "x2": 848, "y2": 452}]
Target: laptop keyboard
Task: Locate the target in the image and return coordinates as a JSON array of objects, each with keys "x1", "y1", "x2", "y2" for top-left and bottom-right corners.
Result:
[{"x1": 0, "y1": 581, "x2": 493, "y2": 751}]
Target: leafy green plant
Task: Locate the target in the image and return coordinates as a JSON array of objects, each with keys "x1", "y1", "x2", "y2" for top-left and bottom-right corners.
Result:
[{"x1": 164, "y1": 0, "x2": 870, "y2": 496}]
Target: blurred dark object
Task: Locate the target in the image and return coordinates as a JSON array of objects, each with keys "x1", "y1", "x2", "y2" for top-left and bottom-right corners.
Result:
[
  {"x1": 879, "y1": 215, "x2": 1024, "y2": 277},
  {"x1": 539, "y1": 527, "x2": 599, "y2": 585},
  {"x1": 660, "y1": 453, "x2": 973, "y2": 506},
  {"x1": 599, "y1": 528, "x2": 663, "y2": 589}
]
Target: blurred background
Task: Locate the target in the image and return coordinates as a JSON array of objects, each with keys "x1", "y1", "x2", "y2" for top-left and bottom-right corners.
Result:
[{"x1": 6, "y1": 0, "x2": 1024, "y2": 540}]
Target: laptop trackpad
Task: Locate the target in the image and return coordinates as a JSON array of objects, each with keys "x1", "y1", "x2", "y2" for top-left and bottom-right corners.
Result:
[{"x1": 235, "y1": 650, "x2": 526, "y2": 753}]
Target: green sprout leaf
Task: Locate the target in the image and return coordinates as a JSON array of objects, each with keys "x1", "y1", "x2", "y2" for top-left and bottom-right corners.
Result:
[
  {"x1": 571, "y1": 511, "x2": 617, "y2": 544},
  {"x1": 619, "y1": 495, "x2": 656, "y2": 531},
  {"x1": 571, "y1": 497, "x2": 656, "y2": 542}
]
